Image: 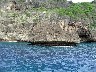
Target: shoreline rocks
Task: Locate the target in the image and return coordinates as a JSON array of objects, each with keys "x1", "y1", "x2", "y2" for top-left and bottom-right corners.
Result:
[
  {"x1": 0, "y1": 18, "x2": 95, "y2": 46},
  {"x1": 0, "y1": 1, "x2": 96, "y2": 46}
]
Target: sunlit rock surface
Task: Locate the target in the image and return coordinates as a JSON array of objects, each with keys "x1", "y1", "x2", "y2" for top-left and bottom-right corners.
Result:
[{"x1": 0, "y1": 1, "x2": 96, "y2": 44}]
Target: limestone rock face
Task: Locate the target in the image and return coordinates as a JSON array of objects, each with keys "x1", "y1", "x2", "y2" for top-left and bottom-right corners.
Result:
[
  {"x1": 90, "y1": 30, "x2": 96, "y2": 41},
  {"x1": 0, "y1": 1, "x2": 96, "y2": 45},
  {"x1": 0, "y1": 18, "x2": 88, "y2": 43},
  {"x1": 28, "y1": 19, "x2": 81, "y2": 43},
  {"x1": 0, "y1": 12, "x2": 95, "y2": 43}
]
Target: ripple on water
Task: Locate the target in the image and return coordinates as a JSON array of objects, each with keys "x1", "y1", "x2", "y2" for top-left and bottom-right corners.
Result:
[{"x1": 0, "y1": 42, "x2": 96, "y2": 72}]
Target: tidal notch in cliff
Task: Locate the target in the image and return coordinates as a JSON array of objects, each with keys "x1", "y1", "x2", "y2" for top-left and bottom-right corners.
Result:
[{"x1": 30, "y1": 41, "x2": 77, "y2": 46}]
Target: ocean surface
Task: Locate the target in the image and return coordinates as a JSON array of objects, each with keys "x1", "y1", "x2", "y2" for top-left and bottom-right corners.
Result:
[{"x1": 0, "y1": 42, "x2": 96, "y2": 72}]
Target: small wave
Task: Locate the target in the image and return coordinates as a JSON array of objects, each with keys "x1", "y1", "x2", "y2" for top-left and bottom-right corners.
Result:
[
  {"x1": 8, "y1": 41, "x2": 17, "y2": 42},
  {"x1": 53, "y1": 46, "x2": 73, "y2": 48}
]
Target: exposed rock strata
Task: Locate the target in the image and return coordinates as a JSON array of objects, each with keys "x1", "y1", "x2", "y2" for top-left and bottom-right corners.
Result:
[
  {"x1": 0, "y1": 1, "x2": 96, "y2": 45},
  {"x1": 0, "y1": 17, "x2": 95, "y2": 44}
]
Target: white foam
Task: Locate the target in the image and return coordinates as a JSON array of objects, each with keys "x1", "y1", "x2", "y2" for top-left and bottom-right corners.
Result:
[
  {"x1": 53, "y1": 46, "x2": 73, "y2": 48},
  {"x1": 8, "y1": 41, "x2": 17, "y2": 42}
]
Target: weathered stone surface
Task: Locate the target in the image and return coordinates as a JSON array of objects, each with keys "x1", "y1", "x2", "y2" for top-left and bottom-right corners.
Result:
[
  {"x1": 0, "y1": 3, "x2": 96, "y2": 44},
  {"x1": 90, "y1": 30, "x2": 96, "y2": 41},
  {"x1": 0, "y1": 16, "x2": 95, "y2": 44}
]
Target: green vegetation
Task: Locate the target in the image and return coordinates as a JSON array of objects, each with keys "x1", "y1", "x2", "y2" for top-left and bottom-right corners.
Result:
[
  {"x1": 0, "y1": 0, "x2": 96, "y2": 29},
  {"x1": 55, "y1": 2, "x2": 95, "y2": 17}
]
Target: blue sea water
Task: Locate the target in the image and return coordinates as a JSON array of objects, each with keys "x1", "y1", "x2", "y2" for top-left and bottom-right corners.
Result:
[{"x1": 0, "y1": 42, "x2": 96, "y2": 72}]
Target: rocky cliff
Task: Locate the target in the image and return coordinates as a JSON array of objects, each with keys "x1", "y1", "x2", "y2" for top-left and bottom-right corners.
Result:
[
  {"x1": 0, "y1": 13, "x2": 95, "y2": 44},
  {"x1": 0, "y1": 0, "x2": 96, "y2": 45}
]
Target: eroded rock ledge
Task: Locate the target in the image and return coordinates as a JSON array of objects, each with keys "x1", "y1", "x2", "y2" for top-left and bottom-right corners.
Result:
[
  {"x1": 0, "y1": 1, "x2": 96, "y2": 45},
  {"x1": 0, "y1": 18, "x2": 96, "y2": 46}
]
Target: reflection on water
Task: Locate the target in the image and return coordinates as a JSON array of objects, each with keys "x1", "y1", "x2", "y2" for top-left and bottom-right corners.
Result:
[{"x1": 0, "y1": 42, "x2": 96, "y2": 72}]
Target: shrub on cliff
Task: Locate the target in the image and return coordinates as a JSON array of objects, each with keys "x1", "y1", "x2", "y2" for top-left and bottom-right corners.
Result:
[{"x1": 0, "y1": 0, "x2": 96, "y2": 30}]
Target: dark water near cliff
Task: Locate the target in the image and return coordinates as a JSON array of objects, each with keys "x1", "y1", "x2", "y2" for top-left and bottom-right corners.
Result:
[{"x1": 0, "y1": 42, "x2": 96, "y2": 72}]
